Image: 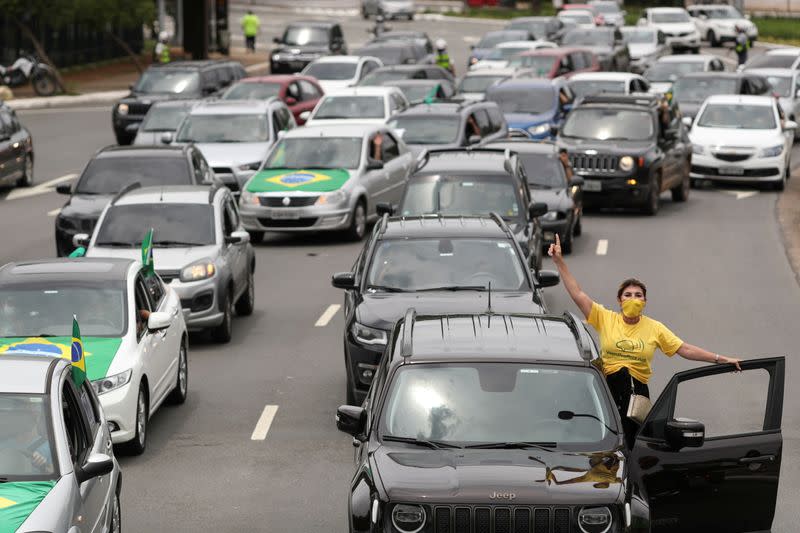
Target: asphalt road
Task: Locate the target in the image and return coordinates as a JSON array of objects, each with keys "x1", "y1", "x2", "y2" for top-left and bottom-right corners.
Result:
[{"x1": 8, "y1": 11, "x2": 800, "y2": 533}]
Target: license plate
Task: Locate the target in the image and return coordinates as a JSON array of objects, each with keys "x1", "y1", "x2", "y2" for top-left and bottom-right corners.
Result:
[
  {"x1": 269, "y1": 210, "x2": 300, "y2": 220},
  {"x1": 720, "y1": 167, "x2": 744, "y2": 176},
  {"x1": 583, "y1": 179, "x2": 602, "y2": 192}
]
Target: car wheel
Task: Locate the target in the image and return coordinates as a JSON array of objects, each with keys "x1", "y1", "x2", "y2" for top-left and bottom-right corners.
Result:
[
  {"x1": 110, "y1": 490, "x2": 121, "y2": 533},
  {"x1": 235, "y1": 266, "x2": 255, "y2": 316},
  {"x1": 671, "y1": 164, "x2": 690, "y2": 202},
  {"x1": 644, "y1": 176, "x2": 661, "y2": 215},
  {"x1": 168, "y1": 341, "x2": 188, "y2": 405},
  {"x1": 16, "y1": 154, "x2": 33, "y2": 187},
  {"x1": 120, "y1": 384, "x2": 148, "y2": 456},
  {"x1": 211, "y1": 291, "x2": 233, "y2": 343},
  {"x1": 707, "y1": 30, "x2": 719, "y2": 47},
  {"x1": 345, "y1": 201, "x2": 367, "y2": 241}
]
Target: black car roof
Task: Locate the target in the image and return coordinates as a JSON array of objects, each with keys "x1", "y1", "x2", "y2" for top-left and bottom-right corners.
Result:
[
  {"x1": 379, "y1": 215, "x2": 514, "y2": 239},
  {"x1": 96, "y1": 145, "x2": 188, "y2": 159},
  {"x1": 0, "y1": 258, "x2": 134, "y2": 285},
  {"x1": 151, "y1": 59, "x2": 239, "y2": 71},
  {"x1": 286, "y1": 20, "x2": 337, "y2": 28},
  {"x1": 576, "y1": 93, "x2": 660, "y2": 110},
  {"x1": 416, "y1": 149, "x2": 515, "y2": 175},
  {"x1": 485, "y1": 140, "x2": 557, "y2": 155}
]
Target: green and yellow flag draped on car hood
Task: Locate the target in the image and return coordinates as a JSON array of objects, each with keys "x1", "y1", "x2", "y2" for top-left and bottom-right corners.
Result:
[
  {"x1": 0, "y1": 481, "x2": 57, "y2": 533},
  {"x1": 246, "y1": 168, "x2": 351, "y2": 193},
  {"x1": 0, "y1": 336, "x2": 122, "y2": 381}
]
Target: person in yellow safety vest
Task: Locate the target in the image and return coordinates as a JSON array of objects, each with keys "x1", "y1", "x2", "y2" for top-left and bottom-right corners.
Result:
[
  {"x1": 155, "y1": 31, "x2": 171, "y2": 64},
  {"x1": 734, "y1": 25, "x2": 749, "y2": 66},
  {"x1": 241, "y1": 10, "x2": 261, "y2": 53},
  {"x1": 435, "y1": 39, "x2": 454, "y2": 75}
]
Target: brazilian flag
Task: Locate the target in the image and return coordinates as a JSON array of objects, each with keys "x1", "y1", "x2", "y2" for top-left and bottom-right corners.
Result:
[
  {"x1": 141, "y1": 228, "x2": 154, "y2": 276},
  {"x1": 71, "y1": 316, "x2": 86, "y2": 388}
]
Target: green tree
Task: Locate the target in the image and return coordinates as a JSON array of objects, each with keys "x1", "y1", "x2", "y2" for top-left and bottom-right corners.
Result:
[{"x1": 76, "y1": 0, "x2": 156, "y2": 73}]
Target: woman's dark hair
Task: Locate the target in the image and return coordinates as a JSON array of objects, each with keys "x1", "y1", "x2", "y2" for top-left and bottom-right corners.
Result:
[{"x1": 617, "y1": 278, "x2": 647, "y2": 300}]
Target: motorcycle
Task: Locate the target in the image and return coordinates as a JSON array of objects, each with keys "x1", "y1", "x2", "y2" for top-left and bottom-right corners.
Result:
[{"x1": 0, "y1": 54, "x2": 59, "y2": 97}]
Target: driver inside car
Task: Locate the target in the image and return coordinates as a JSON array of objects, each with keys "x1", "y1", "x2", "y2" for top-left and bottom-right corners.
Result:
[{"x1": 0, "y1": 398, "x2": 53, "y2": 474}]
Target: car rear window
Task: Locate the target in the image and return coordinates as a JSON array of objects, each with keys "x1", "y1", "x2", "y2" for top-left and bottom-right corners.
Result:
[{"x1": 76, "y1": 156, "x2": 191, "y2": 194}]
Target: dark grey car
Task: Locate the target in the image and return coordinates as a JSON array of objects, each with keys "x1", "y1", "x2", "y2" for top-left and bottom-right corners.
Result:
[
  {"x1": 132, "y1": 99, "x2": 200, "y2": 146},
  {"x1": 562, "y1": 27, "x2": 630, "y2": 71}
]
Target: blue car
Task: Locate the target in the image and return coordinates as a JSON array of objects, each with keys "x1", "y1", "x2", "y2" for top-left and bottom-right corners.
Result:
[
  {"x1": 467, "y1": 29, "x2": 530, "y2": 69},
  {"x1": 485, "y1": 78, "x2": 574, "y2": 139}
]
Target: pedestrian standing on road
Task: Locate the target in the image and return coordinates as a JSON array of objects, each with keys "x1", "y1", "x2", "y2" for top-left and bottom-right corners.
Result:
[
  {"x1": 547, "y1": 234, "x2": 741, "y2": 448},
  {"x1": 735, "y1": 25, "x2": 749, "y2": 66},
  {"x1": 434, "y1": 39, "x2": 455, "y2": 75},
  {"x1": 155, "y1": 31, "x2": 171, "y2": 64},
  {"x1": 241, "y1": 10, "x2": 261, "y2": 53}
]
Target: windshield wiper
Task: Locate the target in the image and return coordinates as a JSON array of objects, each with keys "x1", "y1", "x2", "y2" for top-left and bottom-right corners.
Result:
[
  {"x1": 416, "y1": 285, "x2": 487, "y2": 292},
  {"x1": 382, "y1": 435, "x2": 462, "y2": 449},
  {"x1": 95, "y1": 241, "x2": 138, "y2": 248},
  {"x1": 558, "y1": 410, "x2": 619, "y2": 435},
  {"x1": 367, "y1": 284, "x2": 409, "y2": 293},
  {"x1": 465, "y1": 441, "x2": 557, "y2": 452},
  {"x1": 154, "y1": 240, "x2": 203, "y2": 247}
]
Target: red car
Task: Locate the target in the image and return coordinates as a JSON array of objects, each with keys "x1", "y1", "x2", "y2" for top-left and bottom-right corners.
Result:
[
  {"x1": 511, "y1": 47, "x2": 601, "y2": 79},
  {"x1": 559, "y1": 3, "x2": 604, "y2": 25},
  {"x1": 220, "y1": 75, "x2": 324, "y2": 125}
]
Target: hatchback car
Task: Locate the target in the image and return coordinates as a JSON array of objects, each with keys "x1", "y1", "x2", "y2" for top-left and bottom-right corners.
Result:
[
  {"x1": 468, "y1": 30, "x2": 531, "y2": 69},
  {"x1": 688, "y1": 3, "x2": 757, "y2": 47},
  {"x1": 561, "y1": 27, "x2": 631, "y2": 71},
  {"x1": 220, "y1": 75, "x2": 324, "y2": 126},
  {"x1": 301, "y1": 55, "x2": 383, "y2": 93},
  {"x1": 509, "y1": 47, "x2": 600, "y2": 79},
  {"x1": 470, "y1": 40, "x2": 557, "y2": 71},
  {"x1": 644, "y1": 54, "x2": 726, "y2": 94},
  {"x1": 671, "y1": 71, "x2": 772, "y2": 121},
  {"x1": 0, "y1": 356, "x2": 121, "y2": 532},
  {"x1": 486, "y1": 78, "x2": 574, "y2": 139},
  {"x1": 132, "y1": 99, "x2": 199, "y2": 146},
  {"x1": 305, "y1": 86, "x2": 409, "y2": 126},
  {"x1": 270, "y1": 21, "x2": 347, "y2": 74},
  {"x1": 621, "y1": 26, "x2": 669, "y2": 74},
  {"x1": 0, "y1": 101, "x2": 33, "y2": 188}
]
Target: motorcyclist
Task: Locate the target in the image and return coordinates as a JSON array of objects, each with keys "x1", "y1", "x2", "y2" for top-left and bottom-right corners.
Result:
[
  {"x1": 155, "y1": 31, "x2": 171, "y2": 64},
  {"x1": 435, "y1": 39, "x2": 454, "y2": 75}
]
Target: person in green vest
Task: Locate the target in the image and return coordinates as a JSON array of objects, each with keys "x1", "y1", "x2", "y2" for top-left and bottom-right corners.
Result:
[
  {"x1": 734, "y1": 25, "x2": 749, "y2": 66},
  {"x1": 435, "y1": 39, "x2": 454, "y2": 75},
  {"x1": 155, "y1": 31, "x2": 170, "y2": 64},
  {"x1": 241, "y1": 10, "x2": 261, "y2": 53}
]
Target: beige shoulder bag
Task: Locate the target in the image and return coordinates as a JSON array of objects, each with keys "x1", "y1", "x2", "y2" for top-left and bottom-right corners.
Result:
[{"x1": 626, "y1": 375, "x2": 652, "y2": 425}]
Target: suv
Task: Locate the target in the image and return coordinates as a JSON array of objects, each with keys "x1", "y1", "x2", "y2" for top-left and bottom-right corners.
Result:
[
  {"x1": 54, "y1": 145, "x2": 216, "y2": 256},
  {"x1": 79, "y1": 185, "x2": 255, "y2": 343},
  {"x1": 687, "y1": 4, "x2": 757, "y2": 47},
  {"x1": 558, "y1": 93, "x2": 691, "y2": 215},
  {"x1": 387, "y1": 100, "x2": 507, "y2": 155},
  {"x1": 112, "y1": 60, "x2": 246, "y2": 145},
  {"x1": 270, "y1": 21, "x2": 347, "y2": 74},
  {"x1": 638, "y1": 7, "x2": 701, "y2": 53},
  {"x1": 0, "y1": 101, "x2": 33, "y2": 188},
  {"x1": 331, "y1": 216, "x2": 558, "y2": 404},
  {"x1": 336, "y1": 310, "x2": 786, "y2": 533}
]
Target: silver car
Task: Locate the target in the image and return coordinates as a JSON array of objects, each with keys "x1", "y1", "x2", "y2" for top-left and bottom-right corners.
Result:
[
  {"x1": 0, "y1": 356, "x2": 121, "y2": 532},
  {"x1": 239, "y1": 123, "x2": 414, "y2": 241},
  {"x1": 83, "y1": 185, "x2": 255, "y2": 343},
  {"x1": 747, "y1": 68, "x2": 800, "y2": 140},
  {"x1": 361, "y1": 0, "x2": 415, "y2": 20},
  {"x1": 132, "y1": 99, "x2": 200, "y2": 145}
]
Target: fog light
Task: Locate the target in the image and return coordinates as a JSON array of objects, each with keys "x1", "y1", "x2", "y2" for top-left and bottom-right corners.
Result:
[
  {"x1": 626, "y1": 179, "x2": 637, "y2": 185},
  {"x1": 357, "y1": 363, "x2": 377, "y2": 385},
  {"x1": 392, "y1": 504, "x2": 426, "y2": 533},
  {"x1": 578, "y1": 506, "x2": 612, "y2": 533}
]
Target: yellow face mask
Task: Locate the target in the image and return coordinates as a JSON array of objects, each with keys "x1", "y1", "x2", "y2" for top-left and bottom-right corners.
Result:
[{"x1": 621, "y1": 298, "x2": 645, "y2": 318}]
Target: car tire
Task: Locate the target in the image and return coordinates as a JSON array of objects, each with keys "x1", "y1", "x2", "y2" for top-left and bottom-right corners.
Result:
[
  {"x1": 671, "y1": 164, "x2": 690, "y2": 202},
  {"x1": 16, "y1": 154, "x2": 33, "y2": 187},
  {"x1": 644, "y1": 176, "x2": 661, "y2": 215},
  {"x1": 707, "y1": 30, "x2": 719, "y2": 47},
  {"x1": 235, "y1": 266, "x2": 255, "y2": 316},
  {"x1": 110, "y1": 490, "x2": 121, "y2": 533},
  {"x1": 120, "y1": 384, "x2": 148, "y2": 456},
  {"x1": 345, "y1": 200, "x2": 367, "y2": 241},
  {"x1": 168, "y1": 341, "x2": 188, "y2": 405},
  {"x1": 211, "y1": 290, "x2": 233, "y2": 343}
]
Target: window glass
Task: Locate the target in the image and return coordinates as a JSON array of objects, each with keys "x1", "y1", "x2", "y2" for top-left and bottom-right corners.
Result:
[
  {"x1": 282, "y1": 26, "x2": 329, "y2": 46},
  {"x1": 222, "y1": 82, "x2": 281, "y2": 101},
  {"x1": 569, "y1": 80, "x2": 625, "y2": 99},
  {"x1": 76, "y1": 157, "x2": 192, "y2": 194},
  {"x1": 381, "y1": 133, "x2": 400, "y2": 161},
  {"x1": 696, "y1": 104, "x2": 776, "y2": 130},
  {"x1": 0, "y1": 393, "x2": 58, "y2": 479},
  {"x1": 672, "y1": 78, "x2": 739, "y2": 104},
  {"x1": 134, "y1": 70, "x2": 200, "y2": 95},
  {"x1": 458, "y1": 75, "x2": 509, "y2": 94},
  {"x1": 517, "y1": 152, "x2": 568, "y2": 188},
  {"x1": 389, "y1": 115, "x2": 460, "y2": 145},
  {"x1": 265, "y1": 137, "x2": 363, "y2": 169},
  {"x1": 176, "y1": 113, "x2": 270, "y2": 143},
  {"x1": 304, "y1": 62, "x2": 358, "y2": 81},
  {"x1": 571, "y1": 52, "x2": 587, "y2": 70},
  {"x1": 474, "y1": 109, "x2": 492, "y2": 136},
  {"x1": 222, "y1": 200, "x2": 236, "y2": 235},
  {"x1": 299, "y1": 80, "x2": 321, "y2": 100},
  {"x1": 400, "y1": 176, "x2": 523, "y2": 220},
  {"x1": 487, "y1": 86, "x2": 555, "y2": 114},
  {"x1": 62, "y1": 382, "x2": 90, "y2": 465},
  {"x1": 745, "y1": 54, "x2": 799, "y2": 69},
  {"x1": 644, "y1": 61, "x2": 707, "y2": 83},
  {"x1": 562, "y1": 108, "x2": 655, "y2": 140},
  {"x1": 134, "y1": 276, "x2": 152, "y2": 338},
  {"x1": 96, "y1": 204, "x2": 216, "y2": 247},
  {"x1": 140, "y1": 104, "x2": 193, "y2": 132},
  {"x1": 78, "y1": 384, "x2": 100, "y2": 434},
  {"x1": 313, "y1": 96, "x2": 385, "y2": 120},
  {"x1": 487, "y1": 106, "x2": 505, "y2": 131},
  {"x1": 144, "y1": 275, "x2": 165, "y2": 308}
]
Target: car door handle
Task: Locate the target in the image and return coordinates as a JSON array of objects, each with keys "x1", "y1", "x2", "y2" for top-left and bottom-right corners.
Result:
[{"x1": 739, "y1": 454, "x2": 775, "y2": 464}]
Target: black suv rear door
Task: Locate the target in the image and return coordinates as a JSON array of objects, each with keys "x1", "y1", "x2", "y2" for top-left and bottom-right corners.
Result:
[{"x1": 631, "y1": 357, "x2": 785, "y2": 533}]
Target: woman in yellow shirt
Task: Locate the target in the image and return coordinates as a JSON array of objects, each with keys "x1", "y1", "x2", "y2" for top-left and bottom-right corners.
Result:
[{"x1": 548, "y1": 234, "x2": 741, "y2": 446}]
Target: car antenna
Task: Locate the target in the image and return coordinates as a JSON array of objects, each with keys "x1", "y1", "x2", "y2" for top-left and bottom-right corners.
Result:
[{"x1": 487, "y1": 281, "x2": 492, "y2": 313}]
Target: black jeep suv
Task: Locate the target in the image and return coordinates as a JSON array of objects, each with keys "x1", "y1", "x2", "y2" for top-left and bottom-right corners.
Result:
[
  {"x1": 336, "y1": 310, "x2": 786, "y2": 533},
  {"x1": 557, "y1": 93, "x2": 691, "y2": 215},
  {"x1": 270, "y1": 21, "x2": 347, "y2": 74}
]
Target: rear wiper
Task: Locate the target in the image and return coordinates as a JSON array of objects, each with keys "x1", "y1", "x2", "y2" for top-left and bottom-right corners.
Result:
[
  {"x1": 416, "y1": 285, "x2": 487, "y2": 292},
  {"x1": 367, "y1": 285, "x2": 409, "y2": 293},
  {"x1": 382, "y1": 435, "x2": 462, "y2": 449},
  {"x1": 95, "y1": 241, "x2": 138, "y2": 248},
  {"x1": 465, "y1": 441, "x2": 557, "y2": 453}
]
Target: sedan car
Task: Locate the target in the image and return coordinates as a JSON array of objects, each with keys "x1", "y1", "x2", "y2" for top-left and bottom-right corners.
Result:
[
  {"x1": 561, "y1": 27, "x2": 630, "y2": 71},
  {"x1": 220, "y1": 75, "x2": 325, "y2": 126},
  {"x1": 509, "y1": 47, "x2": 601, "y2": 79},
  {"x1": 0, "y1": 101, "x2": 33, "y2": 188},
  {"x1": 688, "y1": 3, "x2": 757, "y2": 47},
  {"x1": 644, "y1": 54, "x2": 726, "y2": 94},
  {"x1": 132, "y1": 99, "x2": 199, "y2": 146},
  {"x1": 467, "y1": 29, "x2": 530, "y2": 69},
  {"x1": 688, "y1": 95, "x2": 796, "y2": 190},
  {"x1": 557, "y1": 9, "x2": 597, "y2": 29},
  {"x1": 638, "y1": 7, "x2": 701, "y2": 53},
  {"x1": 301, "y1": 55, "x2": 383, "y2": 93},
  {"x1": 621, "y1": 26, "x2": 669, "y2": 74},
  {"x1": 305, "y1": 86, "x2": 409, "y2": 126},
  {"x1": 671, "y1": 71, "x2": 772, "y2": 121},
  {"x1": 270, "y1": 21, "x2": 347, "y2": 74},
  {"x1": 569, "y1": 72, "x2": 651, "y2": 100},
  {"x1": 0, "y1": 355, "x2": 121, "y2": 532},
  {"x1": 747, "y1": 68, "x2": 800, "y2": 139},
  {"x1": 238, "y1": 124, "x2": 414, "y2": 240},
  {"x1": 469, "y1": 40, "x2": 557, "y2": 71},
  {"x1": 589, "y1": 0, "x2": 626, "y2": 26},
  {"x1": 486, "y1": 78, "x2": 574, "y2": 140}
]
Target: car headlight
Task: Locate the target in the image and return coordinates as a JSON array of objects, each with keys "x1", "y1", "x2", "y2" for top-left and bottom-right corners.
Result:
[
  {"x1": 117, "y1": 103, "x2": 129, "y2": 116},
  {"x1": 619, "y1": 156, "x2": 634, "y2": 171},
  {"x1": 180, "y1": 260, "x2": 216, "y2": 282},
  {"x1": 240, "y1": 189, "x2": 260, "y2": 206},
  {"x1": 527, "y1": 123, "x2": 550, "y2": 136},
  {"x1": 272, "y1": 53, "x2": 281, "y2": 61},
  {"x1": 578, "y1": 506, "x2": 612, "y2": 533},
  {"x1": 692, "y1": 144, "x2": 704, "y2": 155},
  {"x1": 759, "y1": 144, "x2": 784, "y2": 158},
  {"x1": 315, "y1": 189, "x2": 347, "y2": 206},
  {"x1": 351, "y1": 322, "x2": 387, "y2": 346},
  {"x1": 392, "y1": 504, "x2": 426, "y2": 533},
  {"x1": 92, "y1": 369, "x2": 133, "y2": 395},
  {"x1": 541, "y1": 210, "x2": 560, "y2": 221},
  {"x1": 238, "y1": 162, "x2": 261, "y2": 172},
  {"x1": 469, "y1": 57, "x2": 478, "y2": 65},
  {"x1": 57, "y1": 216, "x2": 78, "y2": 231}
]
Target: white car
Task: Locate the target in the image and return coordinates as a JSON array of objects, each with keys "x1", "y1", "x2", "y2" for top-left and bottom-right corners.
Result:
[
  {"x1": 469, "y1": 40, "x2": 557, "y2": 71},
  {"x1": 557, "y1": 10, "x2": 597, "y2": 30},
  {"x1": 621, "y1": 26, "x2": 669, "y2": 74},
  {"x1": 644, "y1": 54, "x2": 726, "y2": 94},
  {"x1": 305, "y1": 86, "x2": 409, "y2": 126},
  {"x1": 589, "y1": 0, "x2": 626, "y2": 27},
  {"x1": 687, "y1": 4, "x2": 757, "y2": 47},
  {"x1": 301, "y1": 55, "x2": 383, "y2": 93},
  {"x1": 747, "y1": 68, "x2": 800, "y2": 139},
  {"x1": 743, "y1": 48, "x2": 800, "y2": 71},
  {"x1": 687, "y1": 95, "x2": 796, "y2": 190},
  {"x1": 638, "y1": 7, "x2": 701, "y2": 53},
  {"x1": 568, "y1": 72, "x2": 650, "y2": 100}
]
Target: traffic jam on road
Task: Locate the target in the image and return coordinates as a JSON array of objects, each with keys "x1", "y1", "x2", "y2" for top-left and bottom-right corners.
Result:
[{"x1": 0, "y1": 1, "x2": 795, "y2": 532}]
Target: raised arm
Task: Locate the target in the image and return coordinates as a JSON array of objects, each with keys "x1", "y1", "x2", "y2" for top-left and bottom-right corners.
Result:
[
  {"x1": 676, "y1": 343, "x2": 742, "y2": 371},
  {"x1": 548, "y1": 234, "x2": 593, "y2": 319}
]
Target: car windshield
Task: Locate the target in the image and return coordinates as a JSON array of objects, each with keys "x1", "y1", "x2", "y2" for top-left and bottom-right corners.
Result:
[
  {"x1": 563, "y1": 108, "x2": 654, "y2": 140},
  {"x1": 651, "y1": 11, "x2": 690, "y2": 23},
  {"x1": 400, "y1": 176, "x2": 522, "y2": 219},
  {"x1": 507, "y1": 20, "x2": 548, "y2": 36},
  {"x1": 359, "y1": 70, "x2": 414, "y2": 85},
  {"x1": 477, "y1": 33, "x2": 518, "y2": 49},
  {"x1": 696, "y1": 103, "x2": 776, "y2": 130},
  {"x1": 139, "y1": 105, "x2": 192, "y2": 132},
  {"x1": 304, "y1": 62, "x2": 358, "y2": 80},
  {"x1": 0, "y1": 394, "x2": 57, "y2": 480},
  {"x1": 367, "y1": 238, "x2": 526, "y2": 291},
  {"x1": 221, "y1": 82, "x2": 282, "y2": 100},
  {"x1": 265, "y1": 137, "x2": 363, "y2": 169},
  {"x1": 389, "y1": 115, "x2": 460, "y2": 144},
  {"x1": 645, "y1": 61, "x2": 705, "y2": 82},
  {"x1": 563, "y1": 30, "x2": 613, "y2": 46},
  {"x1": 559, "y1": 12, "x2": 593, "y2": 23},
  {"x1": 133, "y1": 70, "x2": 200, "y2": 95},
  {"x1": 621, "y1": 29, "x2": 656, "y2": 44},
  {"x1": 764, "y1": 75, "x2": 793, "y2": 97},
  {"x1": 517, "y1": 152, "x2": 568, "y2": 188},
  {"x1": 488, "y1": 86, "x2": 554, "y2": 114},
  {"x1": 176, "y1": 113, "x2": 270, "y2": 143},
  {"x1": 705, "y1": 7, "x2": 743, "y2": 19},
  {"x1": 313, "y1": 96, "x2": 385, "y2": 120},
  {"x1": 396, "y1": 84, "x2": 439, "y2": 103},
  {"x1": 672, "y1": 78, "x2": 738, "y2": 103},
  {"x1": 486, "y1": 47, "x2": 531, "y2": 61},
  {"x1": 592, "y1": 2, "x2": 620, "y2": 14},
  {"x1": 283, "y1": 26, "x2": 329, "y2": 46},
  {"x1": 380, "y1": 363, "x2": 616, "y2": 448},
  {"x1": 95, "y1": 204, "x2": 215, "y2": 247},
  {"x1": 570, "y1": 80, "x2": 625, "y2": 98},
  {"x1": 0, "y1": 283, "x2": 126, "y2": 338},
  {"x1": 357, "y1": 46, "x2": 408, "y2": 66},
  {"x1": 459, "y1": 74, "x2": 509, "y2": 93},
  {"x1": 75, "y1": 157, "x2": 191, "y2": 195},
  {"x1": 746, "y1": 54, "x2": 799, "y2": 69},
  {"x1": 509, "y1": 55, "x2": 556, "y2": 76}
]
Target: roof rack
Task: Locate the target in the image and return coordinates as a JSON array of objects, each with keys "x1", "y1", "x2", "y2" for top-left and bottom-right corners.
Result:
[
  {"x1": 110, "y1": 182, "x2": 142, "y2": 205},
  {"x1": 560, "y1": 311, "x2": 594, "y2": 362},
  {"x1": 579, "y1": 93, "x2": 658, "y2": 108},
  {"x1": 488, "y1": 212, "x2": 515, "y2": 240},
  {"x1": 207, "y1": 182, "x2": 223, "y2": 203},
  {"x1": 401, "y1": 308, "x2": 416, "y2": 358}
]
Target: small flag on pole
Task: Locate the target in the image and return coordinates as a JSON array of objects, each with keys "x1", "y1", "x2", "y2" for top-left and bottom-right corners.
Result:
[
  {"x1": 141, "y1": 228, "x2": 154, "y2": 276},
  {"x1": 71, "y1": 316, "x2": 86, "y2": 388}
]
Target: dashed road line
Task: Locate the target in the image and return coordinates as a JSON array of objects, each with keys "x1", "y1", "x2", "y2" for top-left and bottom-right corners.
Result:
[
  {"x1": 251, "y1": 405, "x2": 279, "y2": 441},
  {"x1": 315, "y1": 304, "x2": 341, "y2": 327},
  {"x1": 596, "y1": 239, "x2": 608, "y2": 256},
  {"x1": 7, "y1": 173, "x2": 77, "y2": 201}
]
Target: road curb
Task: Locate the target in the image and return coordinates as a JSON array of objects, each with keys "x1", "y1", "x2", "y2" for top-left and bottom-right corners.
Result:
[{"x1": 6, "y1": 90, "x2": 128, "y2": 111}]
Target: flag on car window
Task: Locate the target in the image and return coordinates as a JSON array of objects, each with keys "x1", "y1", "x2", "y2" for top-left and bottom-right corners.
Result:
[
  {"x1": 423, "y1": 84, "x2": 440, "y2": 104},
  {"x1": 141, "y1": 228, "x2": 154, "y2": 276},
  {"x1": 71, "y1": 316, "x2": 86, "y2": 388}
]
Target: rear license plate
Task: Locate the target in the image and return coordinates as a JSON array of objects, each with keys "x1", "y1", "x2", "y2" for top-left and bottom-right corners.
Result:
[
  {"x1": 583, "y1": 179, "x2": 602, "y2": 192},
  {"x1": 269, "y1": 210, "x2": 300, "y2": 220},
  {"x1": 720, "y1": 167, "x2": 744, "y2": 176}
]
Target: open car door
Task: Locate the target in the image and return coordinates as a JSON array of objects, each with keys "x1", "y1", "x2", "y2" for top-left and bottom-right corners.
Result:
[{"x1": 630, "y1": 357, "x2": 785, "y2": 533}]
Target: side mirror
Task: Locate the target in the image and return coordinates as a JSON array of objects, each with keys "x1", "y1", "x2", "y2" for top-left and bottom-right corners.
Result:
[
  {"x1": 682, "y1": 116, "x2": 693, "y2": 128},
  {"x1": 75, "y1": 452, "x2": 114, "y2": 484},
  {"x1": 299, "y1": 110, "x2": 311, "y2": 121},
  {"x1": 795, "y1": 89, "x2": 800, "y2": 98},
  {"x1": 285, "y1": 96, "x2": 297, "y2": 106},
  {"x1": 784, "y1": 120, "x2": 798, "y2": 131},
  {"x1": 72, "y1": 233, "x2": 90, "y2": 248},
  {"x1": 569, "y1": 175, "x2": 584, "y2": 187},
  {"x1": 147, "y1": 311, "x2": 171, "y2": 332},
  {"x1": 665, "y1": 418, "x2": 705, "y2": 450},
  {"x1": 467, "y1": 134, "x2": 481, "y2": 145},
  {"x1": 273, "y1": 37, "x2": 281, "y2": 44},
  {"x1": 160, "y1": 132, "x2": 174, "y2": 145},
  {"x1": 535, "y1": 269, "x2": 561, "y2": 287},
  {"x1": 366, "y1": 159, "x2": 384, "y2": 170},
  {"x1": 376, "y1": 202, "x2": 395, "y2": 216},
  {"x1": 56, "y1": 183, "x2": 72, "y2": 195},
  {"x1": 529, "y1": 201, "x2": 548, "y2": 218},
  {"x1": 550, "y1": 125, "x2": 560, "y2": 137},
  {"x1": 336, "y1": 405, "x2": 366, "y2": 437},
  {"x1": 226, "y1": 230, "x2": 250, "y2": 245},
  {"x1": 331, "y1": 271, "x2": 357, "y2": 290}
]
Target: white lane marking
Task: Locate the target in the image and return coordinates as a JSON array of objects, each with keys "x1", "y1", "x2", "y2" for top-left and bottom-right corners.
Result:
[
  {"x1": 596, "y1": 239, "x2": 608, "y2": 256},
  {"x1": 721, "y1": 190, "x2": 759, "y2": 200},
  {"x1": 47, "y1": 208, "x2": 61, "y2": 217},
  {"x1": 251, "y1": 405, "x2": 279, "y2": 441},
  {"x1": 17, "y1": 106, "x2": 111, "y2": 115},
  {"x1": 315, "y1": 304, "x2": 341, "y2": 327},
  {"x1": 6, "y1": 173, "x2": 77, "y2": 201}
]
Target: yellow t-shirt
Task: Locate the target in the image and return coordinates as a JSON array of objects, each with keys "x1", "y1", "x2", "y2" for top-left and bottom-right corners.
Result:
[{"x1": 587, "y1": 302, "x2": 683, "y2": 383}]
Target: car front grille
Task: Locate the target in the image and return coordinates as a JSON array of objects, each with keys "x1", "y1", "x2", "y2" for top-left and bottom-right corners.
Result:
[
  {"x1": 213, "y1": 167, "x2": 232, "y2": 174},
  {"x1": 431, "y1": 506, "x2": 572, "y2": 533},
  {"x1": 692, "y1": 164, "x2": 779, "y2": 177},
  {"x1": 259, "y1": 196, "x2": 319, "y2": 207},
  {"x1": 713, "y1": 153, "x2": 751, "y2": 162},
  {"x1": 570, "y1": 154, "x2": 618, "y2": 173},
  {"x1": 127, "y1": 102, "x2": 151, "y2": 116},
  {"x1": 158, "y1": 270, "x2": 181, "y2": 284},
  {"x1": 258, "y1": 217, "x2": 318, "y2": 228}
]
